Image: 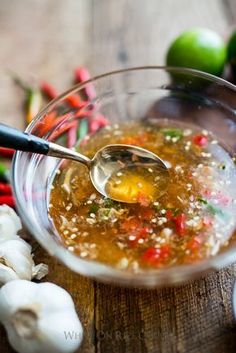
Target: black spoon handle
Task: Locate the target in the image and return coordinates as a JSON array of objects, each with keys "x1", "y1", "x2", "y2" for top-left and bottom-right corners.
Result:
[{"x1": 0, "y1": 123, "x2": 49, "y2": 155}]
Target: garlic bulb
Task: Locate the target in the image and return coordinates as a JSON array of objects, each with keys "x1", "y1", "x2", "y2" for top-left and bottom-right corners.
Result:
[
  {"x1": 0, "y1": 280, "x2": 83, "y2": 353},
  {"x1": 0, "y1": 204, "x2": 21, "y2": 238},
  {"x1": 0, "y1": 205, "x2": 48, "y2": 285}
]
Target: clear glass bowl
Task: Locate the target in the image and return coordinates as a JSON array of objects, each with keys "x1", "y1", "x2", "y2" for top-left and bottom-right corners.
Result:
[{"x1": 12, "y1": 67, "x2": 236, "y2": 288}]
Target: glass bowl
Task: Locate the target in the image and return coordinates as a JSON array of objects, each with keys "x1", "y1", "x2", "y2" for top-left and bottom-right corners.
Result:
[{"x1": 12, "y1": 67, "x2": 236, "y2": 288}]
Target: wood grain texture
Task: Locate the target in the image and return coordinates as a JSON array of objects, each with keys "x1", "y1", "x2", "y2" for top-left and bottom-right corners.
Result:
[{"x1": 1, "y1": 1, "x2": 236, "y2": 352}]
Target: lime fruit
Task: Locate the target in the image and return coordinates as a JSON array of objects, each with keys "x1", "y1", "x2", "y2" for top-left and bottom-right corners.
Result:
[
  {"x1": 227, "y1": 30, "x2": 236, "y2": 77},
  {"x1": 166, "y1": 28, "x2": 226, "y2": 77}
]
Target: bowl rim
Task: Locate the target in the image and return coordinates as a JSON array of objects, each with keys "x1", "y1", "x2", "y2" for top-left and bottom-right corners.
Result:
[{"x1": 12, "y1": 66, "x2": 236, "y2": 287}]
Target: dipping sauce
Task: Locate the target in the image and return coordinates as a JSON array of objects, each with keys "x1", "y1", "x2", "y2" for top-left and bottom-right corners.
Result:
[{"x1": 49, "y1": 120, "x2": 236, "y2": 271}]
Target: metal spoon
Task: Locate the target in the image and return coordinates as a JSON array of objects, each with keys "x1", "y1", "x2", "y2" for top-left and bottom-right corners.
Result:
[{"x1": 0, "y1": 123, "x2": 169, "y2": 203}]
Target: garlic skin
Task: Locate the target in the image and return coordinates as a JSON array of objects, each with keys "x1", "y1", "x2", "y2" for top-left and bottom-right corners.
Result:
[
  {"x1": 0, "y1": 280, "x2": 83, "y2": 353},
  {"x1": 0, "y1": 205, "x2": 48, "y2": 285}
]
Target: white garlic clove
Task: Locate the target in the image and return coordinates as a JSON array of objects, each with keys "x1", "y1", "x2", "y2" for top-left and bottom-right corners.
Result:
[
  {"x1": 0, "y1": 239, "x2": 34, "y2": 281},
  {"x1": 0, "y1": 205, "x2": 22, "y2": 238},
  {"x1": 0, "y1": 264, "x2": 19, "y2": 284},
  {"x1": 0, "y1": 280, "x2": 83, "y2": 353}
]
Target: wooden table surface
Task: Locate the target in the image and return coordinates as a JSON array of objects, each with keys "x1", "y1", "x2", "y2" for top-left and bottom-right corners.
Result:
[{"x1": 1, "y1": 1, "x2": 236, "y2": 352}]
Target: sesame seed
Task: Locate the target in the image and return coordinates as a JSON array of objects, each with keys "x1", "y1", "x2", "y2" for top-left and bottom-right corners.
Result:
[
  {"x1": 68, "y1": 246, "x2": 74, "y2": 252},
  {"x1": 70, "y1": 234, "x2": 77, "y2": 239},
  {"x1": 129, "y1": 235, "x2": 136, "y2": 241},
  {"x1": 137, "y1": 182, "x2": 143, "y2": 188},
  {"x1": 80, "y1": 251, "x2": 88, "y2": 258},
  {"x1": 148, "y1": 168, "x2": 153, "y2": 173},
  {"x1": 117, "y1": 172, "x2": 123, "y2": 177},
  {"x1": 115, "y1": 180, "x2": 121, "y2": 185},
  {"x1": 183, "y1": 129, "x2": 192, "y2": 136},
  {"x1": 202, "y1": 129, "x2": 208, "y2": 136}
]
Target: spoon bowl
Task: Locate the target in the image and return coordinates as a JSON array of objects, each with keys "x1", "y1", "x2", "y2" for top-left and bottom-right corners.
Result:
[{"x1": 0, "y1": 123, "x2": 169, "y2": 203}]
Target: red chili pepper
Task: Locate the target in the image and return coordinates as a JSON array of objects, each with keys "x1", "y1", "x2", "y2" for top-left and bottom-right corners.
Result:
[
  {"x1": 203, "y1": 216, "x2": 213, "y2": 228},
  {"x1": 141, "y1": 245, "x2": 170, "y2": 266},
  {"x1": 0, "y1": 183, "x2": 12, "y2": 195},
  {"x1": 0, "y1": 147, "x2": 15, "y2": 158},
  {"x1": 192, "y1": 135, "x2": 208, "y2": 147},
  {"x1": 74, "y1": 66, "x2": 96, "y2": 100},
  {"x1": 136, "y1": 192, "x2": 150, "y2": 207},
  {"x1": 173, "y1": 213, "x2": 186, "y2": 236},
  {"x1": 64, "y1": 95, "x2": 84, "y2": 108},
  {"x1": 89, "y1": 114, "x2": 110, "y2": 133},
  {"x1": 67, "y1": 121, "x2": 78, "y2": 148},
  {"x1": 40, "y1": 81, "x2": 58, "y2": 100},
  {"x1": 121, "y1": 217, "x2": 142, "y2": 232},
  {"x1": 0, "y1": 195, "x2": 15, "y2": 207},
  {"x1": 139, "y1": 207, "x2": 155, "y2": 221},
  {"x1": 186, "y1": 236, "x2": 201, "y2": 251},
  {"x1": 166, "y1": 210, "x2": 173, "y2": 221}
]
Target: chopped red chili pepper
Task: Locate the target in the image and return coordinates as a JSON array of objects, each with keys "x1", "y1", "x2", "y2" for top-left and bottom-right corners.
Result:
[
  {"x1": 136, "y1": 192, "x2": 150, "y2": 207},
  {"x1": 141, "y1": 245, "x2": 170, "y2": 265},
  {"x1": 121, "y1": 217, "x2": 142, "y2": 232},
  {"x1": 0, "y1": 195, "x2": 15, "y2": 207},
  {"x1": 139, "y1": 207, "x2": 155, "y2": 221},
  {"x1": 166, "y1": 210, "x2": 173, "y2": 221},
  {"x1": 186, "y1": 236, "x2": 201, "y2": 251},
  {"x1": 203, "y1": 216, "x2": 213, "y2": 228},
  {"x1": 0, "y1": 147, "x2": 15, "y2": 158},
  {"x1": 173, "y1": 213, "x2": 186, "y2": 235},
  {"x1": 0, "y1": 183, "x2": 12, "y2": 195},
  {"x1": 192, "y1": 134, "x2": 208, "y2": 147}
]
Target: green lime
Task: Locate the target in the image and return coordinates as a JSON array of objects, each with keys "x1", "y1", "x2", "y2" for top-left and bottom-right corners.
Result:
[
  {"x1": 166, "y1": 28, "x2": 226, "y2": 77},
  {"x1": 227, "y1": 30, "x2": 236, "y2": 76}
]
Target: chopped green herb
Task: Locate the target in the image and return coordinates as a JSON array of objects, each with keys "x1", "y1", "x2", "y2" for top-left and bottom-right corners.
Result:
[
  {"x1": 207, "y1": 204, "x2": 229, "y2": 220},
  {"x1": 160, "y1": 128, "x2": 183, "y2": 139},
  {"x1": 198, "y1": 197, "x2": 208, "y2": 205},
  {"x1": 103, "y1": 198, "x2": 121, "y2": 209},
  {"x1": 89, "y1": 204, "x2": 99, "y2": 214}
]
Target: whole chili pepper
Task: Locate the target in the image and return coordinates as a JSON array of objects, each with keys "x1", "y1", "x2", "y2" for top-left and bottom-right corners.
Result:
[
  {"x1": 40, "y1": 81, "x2": 58, "y2": 100},
  {"x1": 74, "y1": 66, "x2": 96, "y2": 100},
  {"x1": 0, "y1": 183, "x2": 12, "y2": 194},
  {"x1": 0, "y1": 147, "x2": 15, "y2": 158},
  {"x1": 67, "y1": 121, "x2": 78, "y2": 148},
  {"x1": 0, "y1": 195, "x2": 15, "y2": 207},
  {"x1": 26, "y1": 88, "x2": 42, "y2": 124},
  {"x1": 0, "y1": 163, "x2": 9, "y2": 183}
]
